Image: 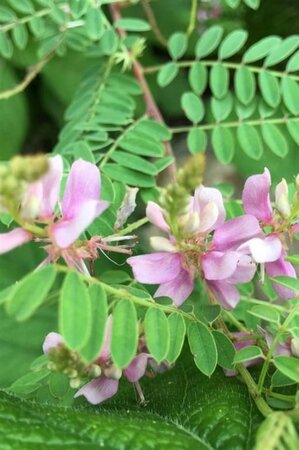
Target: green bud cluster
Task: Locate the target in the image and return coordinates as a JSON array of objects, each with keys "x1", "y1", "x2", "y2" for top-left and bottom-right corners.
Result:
[{"x1": 47, "y1": 345, "x2": 101, "y2": 389}]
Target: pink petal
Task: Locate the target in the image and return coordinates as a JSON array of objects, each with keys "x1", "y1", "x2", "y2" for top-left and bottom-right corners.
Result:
[
  {"x1": 206, "y1": 280, "x2": 240, "y2": 310},
  {"x1": 100, "y1": 315, "x2": 113, "y2": 362},
  {"x1": 242, "y1": 168, "x2": 273, "y2": 223},
  {"x1": 62, "y1": 159, "x2": 103, "y2": 219},
  {"x1": 0, "y1": 228, "x2": 32, "y2": 254},
  {"x1": 212, "y1": 215, "x2": 262, "y2": 251},
  {"x1": 266, "y1": 251, "x2": 297, "y2": 299},
  {"x1": 275, "y1": 179, "x2": 290, "y2": 217},
  {"x1": 51, "y1": 200, "x2": 108, "y2": 248},
  {"x1": 198, "y1": 202, "x2": 219, "y2": 233},
  {"x1": 39, "y1": 155, "x2": 63, "y2": 217},
  {"x1": 42, "y1": 332, "x2": 63, "y2": 354},
  {"x1": 127, "y1": 252, "x2": 182, "y2": 284},
  {"x1": 193, "y1": 186, "x2": 226, "y2": 229},
  {"x1": 227, "y1": 254, "x2": 256, "y2": 284},
  {"x1": 124, "y1": 353, "x2": 149, "y2": 382},
  {"x1": 146, "y1": 201, "x2": 170, "y2": 233},
  {"x1": 238, "y1": 235, "x2": 282, "y2": 263},
  {"x1": 154, "y1": 267, "x2": 194, "y2": 306},
  {"x1": 74, "y1": 376, "x2": 119, "y2": 405},
  {"x1": 202, "y1": 251, "x2": 239, "y2": 280}
]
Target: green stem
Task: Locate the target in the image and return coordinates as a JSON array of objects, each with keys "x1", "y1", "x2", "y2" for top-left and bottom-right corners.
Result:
[
  {"x1": 265, "y1": 391, "x2": 295, "y2": 404},
  {"x1": 240, "y1": 296, "x2": 287, "y2": 313},
  {"x1": 223, "y1": 311, "x2": 248, "y2": 333},
  {"x1": 109, "y1": 217, "x2": 149, "y2": 237},
  {"x1": 0, "y1": 7, "x2": 52, "y2": 33},
  {"x1": 143, "y1": 59, "x2": 299, "y2": 82},
  {"x1": 170, "y1": 116, "x2": 299, "y2": 133},
  {"x1": 187, "y1": 0, "x2": 198, "y2": 36}
]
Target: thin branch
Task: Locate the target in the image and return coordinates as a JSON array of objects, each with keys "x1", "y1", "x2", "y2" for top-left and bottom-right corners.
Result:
[
  {"x1": 140, "y1": 0, "x2": 168, "y2": 47},
  {"x1": 187, "y1": 0, "x2": 198, "y2": 36},
  {"x1": 0, "y1": 51, "x2": 55, "y2": 100},
  {"x1": 109, "y1": 3, "x2": 177, "y2": 182}
]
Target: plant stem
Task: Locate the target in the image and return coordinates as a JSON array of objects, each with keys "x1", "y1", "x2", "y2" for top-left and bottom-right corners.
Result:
[
  {"x1": 187, "y1": 0, "x2": 198, "y2": 36},
  {"x1": 223, "y1": 310, "x2": 248, "y2": 333},
  {"x1": 109, "y1": 217, "x2": 150, "y2": 237},
  {"x1": 140, "y1": 0, "x2": 167, "y2": 46}
]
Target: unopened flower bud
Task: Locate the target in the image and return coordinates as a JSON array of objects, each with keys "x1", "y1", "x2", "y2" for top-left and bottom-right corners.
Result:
[
  {"x1": 88, "y1": 364, "x2": 102, "y2": 378},
  {"x1": 104, "y1": 365, "x2": 122, "y2": 380},
  {"x1": 70, "y1": 378, "x2": 82, "y2": 389},
  {"x1": 11, "y1": 155, "x2": 49, "y2": 182},
  {"x1": 179, "y1": 212, "x2": 200, "y2": 234},
  {"x1": 291, "y1": 338, "x2": 299, "y2": 357},
  {"x1": 3, "y1": 175, "x2": 20, "y2": 194},
  {"x1": 275, "y1": 179, "x2": 291, "y2": 217}
]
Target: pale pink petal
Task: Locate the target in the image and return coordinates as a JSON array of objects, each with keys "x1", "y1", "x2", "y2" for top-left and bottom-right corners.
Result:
[
  {"x1": 127, "y1": 252, "x2": 182, "y2": 284},
  {"x1": 150, "y1": 236, "x2": 177, "y2": 252},
  {"x1": 124, "y1": 353, "x2": 149, "y2": 382},
  {"x1": 74, "y1": 376, "x2": 119, "y2": 405},
  {"x1": 212, "y1": 215, "x2": 262, "y2": 251},
  {"x1": 100, "y1": 315, "x2": 113, "y2": 362},
  {"x1": 62, "y1": 159, "x2": 102, "y2": 219},
  {"x1": 242, "y1": 168, "x2": 273, "y2": 223},
  {"x1": 154, "y1": 268, "x2": 193, "y2": 306},
  {"x1": 238, "y1": 235, "x2": 282, "y2": 263},
  {"x1": 275, "y1": 179, "x2": 290, "y2": 217},
  {"x1": 266, "y1": 251, "x2": 297, "y2": 299},
  {"x1": 227, "y1": 254, "x2": 256, "y2": 284},
  {"x1": 206, "y1": 280, "x2": 240, "y2": 310},
  {"x1": 292, "y1": 223, "x2": 299, "y2": 233},
  {"x1": 201, "y1": 251, "x2": 239, "y2": 280},
  {"x1": 0, "y1": 228, "x2": 32, "y2": 254},
  {"x1": 42, "y1": 332, "x2": 63, "y2": 354},
  {"x1": 51, "y1": 200, "x2": 108, "y2": 248},
  {"x1": 39, "y1": 155, "x2": 63, "y2": 217},
  {"x1": 193, "y1": 186, "x2": 226, "y2": 229},
  {"x1": 146, "y1": 201, "x2": 170, "y2": 233},
  {"x1": 21, "y1": 182, "x2": 43, "y2": 219},
  {"x1": 198, "y1": 202, "x2": 219, "y2": 233}
]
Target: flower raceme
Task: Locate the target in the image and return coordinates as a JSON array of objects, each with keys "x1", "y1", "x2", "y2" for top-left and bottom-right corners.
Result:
[{"x1": 128, "y1": 171, "x2": 298, "y2": 309}]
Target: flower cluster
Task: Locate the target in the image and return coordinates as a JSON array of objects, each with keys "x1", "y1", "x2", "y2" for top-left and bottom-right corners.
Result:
[
  {"x1": 43, "y1": 316, "x2": 163, "y2": 405},
  {"x1": 128, "y1": 169, "x2": 299, "y2": 309}
]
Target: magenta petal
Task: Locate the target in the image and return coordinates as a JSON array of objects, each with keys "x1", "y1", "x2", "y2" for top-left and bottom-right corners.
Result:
[
  {"x1": 202, "y1": 251, "x2": 239, "y2": 280},
  {"x1": 207, "y1": 280, "x2": 240, "y2": 310},
  {"x1": 39, "y1": 155, "x2": 63, "y2": 217},
  {"x1": 42, "y1": 332, "x2": 63, "y2": 354},
  {"x1": 212, "y1": 215, "x2": 262, "y2": 251},
  {"x1": 0, "y1": 228, "x2": 32, "y2": 254},
  {"x1": 127, "y1": 252, "x2": 182, "y2": 284},
  {"x1": 74, "y1": 376, "x2": 119, "y2": 405},
  {"x1": 227, "y1": 254, "x2": 256, "y2": 284},
  {"x1": 62, "y1": 159, "x2": 102, "y2": 219},
  {"x1": 52, "y1": 199, "x2": 108, "y2": 248},
  {"x1": 154, "y1": 268, "x2": 193, "y2": 306},
  {"x1": 193, "y1": 186, "x2": 226, "y2": 229},
  {"x1": 266, "y1": 252, "x2": 297, "y2": 299},
  {"x1": 124, "y1": 353, "x2": 149, "y2": 382},
  {"x1": 146, "y1": 201, "x2": 170, "y2": 233},
  {"x1": 239, "y1": 235, "x2": 282, "y2": 263},
  {"x1": 242, "y1": 168, "x2": 273, "y2": 223}
]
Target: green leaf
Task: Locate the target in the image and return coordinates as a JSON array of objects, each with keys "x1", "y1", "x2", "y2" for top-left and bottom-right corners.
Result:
[
  {"x1": 100, "y1": 270, "x2": 131, "y2": 284},
  {"x1": 254, "y1": 412, "x2": 299, "y2": 450},
  {"x1": 0, "y1": 6, "x2": 16, "y2": 22},
  {"x1": 212, "y1": 127, "x2": 235, "y2": 164},
  {"x1": 101, "y1": 29, "x2": 119, "y2": 55},
  {"x1": 237, "y1": 124, "x2": 263, "y2": 159},
  {"x1": 218, "y1": 30, "x2": 248, "y2": 60},
  {"x1": 119, "y1": 134, "x2": 164, "y2": 157},
  {"x1": 187, "y1": 128, "x2": 207, "y2": 154},
  {"x1": 166, "y1": 313, "x2": 186, "y2": 364},
  {"x1": 287, "y1": 50, "x2": 299, "y2": 72},
  {"x1": 181, "y1": 92, "x2": 204, "y2": 123},
  {"x1": 265, "y1": 36, "x2": 299, "y2": 67},
  {"x1": 235, "y1": 66, "x2": 256, "y2": 105},
  {"x1": 111, "y1": 151, "x2": 158, "y2": 175},
  {"x1": 213, "y1": 330, "x2": 235, "y2": 370},
  {"x1": 69, "y1": 0, "x2": 88, "y2": 18},
  {"x1": 188, "y1": 322, "x2": 217, "y2": 376},
  {"x1": 271, "y1": 369, "x2": 297, "y2": 387},
  {"x1": 282, "y1": 76, "x2": 299, "y2": 115},
  {"x1": 7, "y1": 0, "x2": 34, "y2": 14},
  {"x1": 210, "y1": 63, "x2": 229, "y2": 99},
  {"x1": 273, "y1": 356, "x2": 299, "y2": 383},
  {"x1": 244, "y1": 0, "x2": 260, "y2": 9},
  {"x1": 115, "y1": 18, "x2": 151, "y2": 32},
  {"x1": 225, "y1": 0, "x2": 240, "y2": 8},
  {"x1": 59, "y1": 272, "x2": 92, "y2": 351},
  {"x1": 168, "y1": 32, "x2": 188, "y2": 60},
  {"x1": 234, "y1": 345, "x2": 263, "y2": 364},
  {"x1": 85, "y1": 7, "x2": 104, "y2": 40},
  {"x1": 8, "y1": 369, "x2": 49, "y2": 395},
  {"x1": 111, "y1": 300, "x2": 138, "y2": 369},
  {"x1": 188, "y1": 62, "x2": 208, "y2": 95},
  {"x1": 154, "y1": 156, "x2": 175, "y2": 173},
  {"x1": 29, "y1": 16, "x2": 45, "y2": 37},
  {"x1": 258, "y1": 71, "x2": 280, "y2": 108},
  {"x1": 6, "y1": 266, "x2": 56, "y2": 322},
  {"x1": 12, "y1": 24, "x2": 28, "y2": 50},
  {"x1": 236, "y1": 98, "x2": 257, "y2": 119},
  {"x1": 144, "y1": 309, "x2": 170, "y2": 363},
  {"x1": 211, "y1": 92, "x2": 233, "y2": 121},
  {"x1": 195, "y1": 25, "x2": 224, "y2": 58},
  {"x1": 0, "y1": 33, "x2": 13, "y2": 59},
  {"x1": 243, "y1": 36, "x2": 281, "y2": 63},
  {"x1": 136, "y1": 120, "x2": 171, "y2": 141},
  {"x1": 157, "y1": 62, "x2": 179, "y2": 87},
  {"x1": 270, "y1": 276, "x2": 299, "y2": 293},
  {"x1": 261, "y1": 123, "x2": 288, "y2": 157},
  {"x1": 80, "y1": 284, "x2": 107, "y2": 363},
  {"x1": 287, "y1": 119, "x2": 299, "y2": 146},
  {"x1": 103, "y1": 164, "x2": 155, "y2": 188},
  {"x1": 249, "y1": 305, "x2": 280, "y2": 323}
]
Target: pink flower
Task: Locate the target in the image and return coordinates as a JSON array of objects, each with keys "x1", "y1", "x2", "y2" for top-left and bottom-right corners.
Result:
[
  {"x1": 128, "y1": 186, "x2": 261, "y2": 309},
  {"x1": 225, "y1": 332, "x2": 263, "y2": 377},
  {"x1": 0, "y1": 157, "x2": 108, "y2": 272},
  {"x1": 242, "y1": 168, "x2": 296, "y2": 299}
]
